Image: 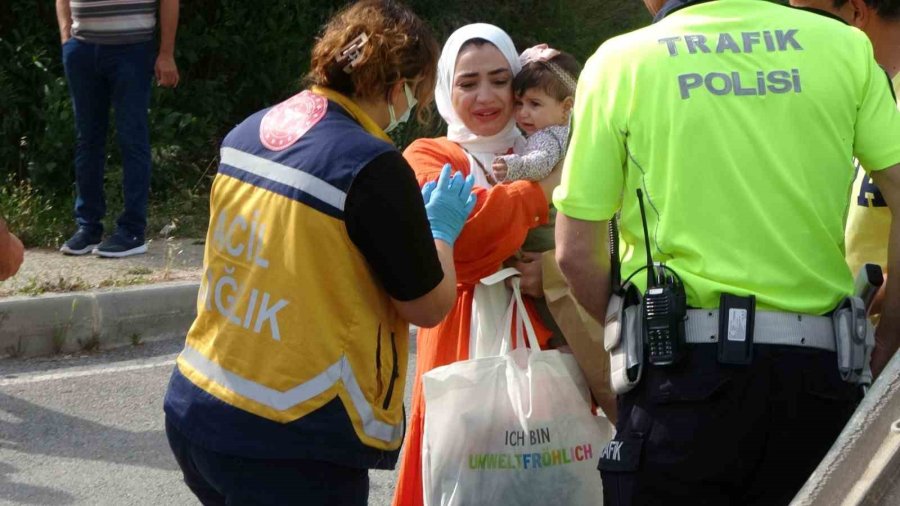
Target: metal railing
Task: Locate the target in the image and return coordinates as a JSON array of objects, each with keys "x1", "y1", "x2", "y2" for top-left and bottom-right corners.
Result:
[{"x1": 792, "y1": 351, "x2": 900, "y2": 505}]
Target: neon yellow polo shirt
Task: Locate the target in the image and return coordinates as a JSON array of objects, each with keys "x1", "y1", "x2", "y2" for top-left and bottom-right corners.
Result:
[
  {"x1": 554, "y1": 0, "x2": 900, "y2": 314},
  {"x1": 845, "y1": 76, "x2": 899, "y2": 277}
]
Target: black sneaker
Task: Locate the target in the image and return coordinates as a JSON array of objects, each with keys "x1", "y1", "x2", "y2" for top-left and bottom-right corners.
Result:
[
  {"x1": 93, "y1": 232, "x2": 147, "y2": 258},
  {"x1": 60, "y1": 228, "x2": 102, "y2": 256}
]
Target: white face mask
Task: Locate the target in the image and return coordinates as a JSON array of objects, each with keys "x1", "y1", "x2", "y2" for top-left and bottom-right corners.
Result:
[{"x1": 385, "y1": 83, "x2": 417, "y2": 133}]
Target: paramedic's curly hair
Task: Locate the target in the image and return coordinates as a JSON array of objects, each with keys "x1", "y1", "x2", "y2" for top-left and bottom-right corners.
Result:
[{"x1": 306, "y1": 0, "x2": 439, "y2": 124}]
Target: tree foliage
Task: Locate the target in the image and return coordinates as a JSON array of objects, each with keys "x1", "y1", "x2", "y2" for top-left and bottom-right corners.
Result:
[{"x1": 0, "y1": 0, "x2": 648, "y2": 199}]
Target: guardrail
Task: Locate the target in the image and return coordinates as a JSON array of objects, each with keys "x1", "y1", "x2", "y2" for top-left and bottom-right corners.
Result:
[{"x1": 792, "y1": 350, "x2": 900, "y2": 505}]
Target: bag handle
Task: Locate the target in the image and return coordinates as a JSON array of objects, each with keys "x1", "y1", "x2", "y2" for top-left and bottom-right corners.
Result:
[
  {"x1": 480, "y1": 267, "x2": 541, "y2": 353},
  {"x1": 498, "y1": 289, "x2": 517, "y2": 355},
  {"x1": 510, "y1": 276, "x2": 541, "y2": 351},
  {"x1": 480, "y1": 267, "x2": 521, "y2": 286}
]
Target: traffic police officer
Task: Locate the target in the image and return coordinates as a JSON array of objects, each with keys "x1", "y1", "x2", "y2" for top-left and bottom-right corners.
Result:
[
  {"x1": 554, "y1": 0, "x2": 900, "y2": 504},
  {"x1": 163, "y1": 2, "x2": 475, "y2": 504}
]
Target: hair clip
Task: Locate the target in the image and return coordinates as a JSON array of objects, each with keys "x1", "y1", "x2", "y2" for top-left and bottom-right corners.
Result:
[
  {"x1": 336, "y1": 33, "x2": 370, "y2": 74},
  {"x1": 519, "y1": 43, "x2": 561, "y2": 66}
]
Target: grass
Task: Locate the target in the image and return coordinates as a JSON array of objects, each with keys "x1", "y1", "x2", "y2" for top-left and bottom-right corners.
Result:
[
  {"x1": 51, "y1": 326, "x2": 67, "y2": 354},
  {"x1": 145, "y1": 193, "x2": 210, "y2": 249},
  {"x1": 0, "y1": 166, "x2": 211, "y2": 249},
  {"x1": 51, "y1": 299, "x2": 79, "y2": 354},
  {"x1": 0, "y1": 179, "x2": 69, "y2": 248},
  {"x1": 160, "y1": 224, "x2": 184, "y2": 281},
  {"x1": 4, "y1": 337, "x2": 23, "y2": 359},
  {"x1": 12, "y1": 274, "x2": 155, "y2": 296},
  {"x1": 97, "y1": 276, "x2": 151, "y2": 289},
  {"x1": 17, "y1": 275, "x2": 89, "y2": 296},
  {"x1": 77, "y1": 334, "x2": 100, "y2": 352}
]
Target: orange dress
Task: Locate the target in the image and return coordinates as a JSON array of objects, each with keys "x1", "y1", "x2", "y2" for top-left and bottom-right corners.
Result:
[{"x1": 392, "y1": 138, "x2": 551, "y2": 506}]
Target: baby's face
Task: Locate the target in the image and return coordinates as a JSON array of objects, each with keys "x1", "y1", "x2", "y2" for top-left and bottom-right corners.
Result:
[{"x1": 514, "y1": 88, "x2": 569, "y2": 136}]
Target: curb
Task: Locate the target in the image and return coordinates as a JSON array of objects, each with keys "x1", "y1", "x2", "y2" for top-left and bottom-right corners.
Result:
[{"x1": 0, "y1": 281, "x2": 198, "y2": 359}]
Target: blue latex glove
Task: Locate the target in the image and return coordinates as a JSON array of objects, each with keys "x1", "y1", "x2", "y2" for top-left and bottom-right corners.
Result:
[{"x1": 422, "y1": 164, "x2": 477, "y2": 246}]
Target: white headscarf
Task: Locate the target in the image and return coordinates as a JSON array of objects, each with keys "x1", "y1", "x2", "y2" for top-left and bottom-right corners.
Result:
[{"x1": 435, "y1": 23, "x2": 524, "y2": 186}]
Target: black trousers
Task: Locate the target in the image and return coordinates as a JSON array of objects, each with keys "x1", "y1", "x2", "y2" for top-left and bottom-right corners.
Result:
[
  {"x1": 166, "y1": 419, "x2": 369, "y2": 506},
  {"x1": 599, "y1": 344, "x2": 860, "y2": 505}
]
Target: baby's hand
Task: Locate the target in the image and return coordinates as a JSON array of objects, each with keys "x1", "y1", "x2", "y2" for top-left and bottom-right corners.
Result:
[{"x1": 492, "y1": 159, "x2": 508, "y2": 182}]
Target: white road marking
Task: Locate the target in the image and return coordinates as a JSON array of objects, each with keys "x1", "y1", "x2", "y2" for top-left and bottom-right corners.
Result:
[{"x1": 0, "y1": 355, "x2": 177, "y2": 386}]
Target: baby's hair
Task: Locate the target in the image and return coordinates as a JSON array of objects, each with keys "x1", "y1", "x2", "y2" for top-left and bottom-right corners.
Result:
[
  {"x1": 513, "y1": 51, "x2": 581, "y2": 102},
  {"x1": 305, "y1": 0, "x2": 439, "y2": 124}
]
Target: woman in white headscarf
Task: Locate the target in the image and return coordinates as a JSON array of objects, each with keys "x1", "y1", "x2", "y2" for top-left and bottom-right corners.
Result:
[
  {"x1": 433, "y1": 23, "x2": 525, "y2": 184},
  {"x1": 392, "y1": 23, "x2": 560, "y2": 506}
]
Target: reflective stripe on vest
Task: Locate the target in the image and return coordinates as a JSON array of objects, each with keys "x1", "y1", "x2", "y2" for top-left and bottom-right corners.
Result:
[
  {"x1": 179, "y1": 345, "x2": 403, "y2": 444},
  {"x1": 220, "y1": 147, "x2": 347, "y2": 212}
]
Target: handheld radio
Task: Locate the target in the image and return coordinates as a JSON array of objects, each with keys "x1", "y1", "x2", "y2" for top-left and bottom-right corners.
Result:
[{"x1": 637, "y1": 189, "x2": 687, "y2": 366}]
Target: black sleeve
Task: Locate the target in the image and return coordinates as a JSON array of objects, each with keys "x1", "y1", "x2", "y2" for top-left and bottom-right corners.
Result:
[{"x1": 344, "y1": 150, "x2": 444, "y2": 301}]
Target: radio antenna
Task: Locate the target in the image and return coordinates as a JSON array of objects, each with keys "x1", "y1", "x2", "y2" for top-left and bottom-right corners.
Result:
[
  {"x1": 636, "y1": 189, "x2": 655, "y2": 288},
  {"x1": 609, "y1": 219, "x2": 621, "y2": 293}
]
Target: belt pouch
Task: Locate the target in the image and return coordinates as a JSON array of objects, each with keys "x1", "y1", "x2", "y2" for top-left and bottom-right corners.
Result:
[
  {"x1": 832, "y1": 296, "x2": 871, "y2": 384},
  {"x1": 605, "y1": 282, "x2": 643, "y2": 394},
  {"x1": 717, "y1": 293, "x2": 755, "y2": 365}
]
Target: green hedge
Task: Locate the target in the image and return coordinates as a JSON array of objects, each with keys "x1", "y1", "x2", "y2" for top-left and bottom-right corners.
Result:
[{"x1": 0, "y1": 0, "x2": 648, "y2": 239}]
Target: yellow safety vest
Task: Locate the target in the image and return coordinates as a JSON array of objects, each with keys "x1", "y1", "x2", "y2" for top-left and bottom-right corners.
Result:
[{"x1": 176, "y1": 88, "x2": 407, "y2": 452}]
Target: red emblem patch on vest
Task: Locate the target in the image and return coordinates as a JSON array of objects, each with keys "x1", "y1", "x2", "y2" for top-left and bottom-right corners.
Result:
[{"x1": 259, "y1": 91, "x2": 328, "y2": 151}]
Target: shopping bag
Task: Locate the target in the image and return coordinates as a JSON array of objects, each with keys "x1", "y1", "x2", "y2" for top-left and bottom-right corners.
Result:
[{"x1": 422, "y1": 270, "x2": 612, "y2": 506}]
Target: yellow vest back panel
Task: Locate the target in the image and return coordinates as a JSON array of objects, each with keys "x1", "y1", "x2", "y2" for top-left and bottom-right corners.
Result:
[{"x1": 165, "y1": 97, "x2": 409, "y2": 467}]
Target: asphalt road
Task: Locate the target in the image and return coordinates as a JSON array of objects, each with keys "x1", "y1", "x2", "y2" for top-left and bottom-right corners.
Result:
[{"x1": 0, "y1": 335, "x2": 417, "y2": 505}]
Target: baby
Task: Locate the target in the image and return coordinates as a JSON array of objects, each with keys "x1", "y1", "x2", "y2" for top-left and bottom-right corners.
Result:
[
  {"x1": 493, "y1": 44, "x2": 581, "y2": 254},
  {"x1": 492, "y1": 44, "x2": 580, "y2": 188}
]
